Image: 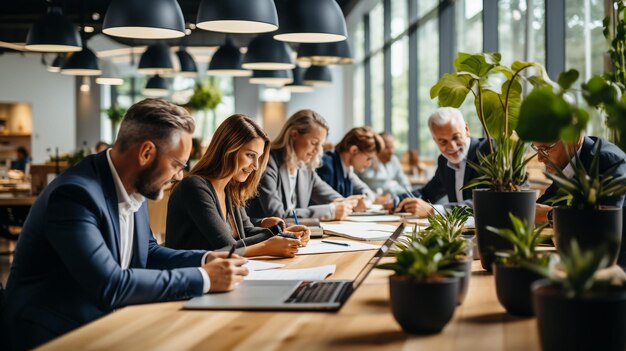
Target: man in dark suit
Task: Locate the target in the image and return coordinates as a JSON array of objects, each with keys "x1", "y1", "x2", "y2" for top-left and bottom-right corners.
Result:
[
  {"x1": 0, "y1": 99, "x2": 248, "y2": 350},
  {"x1": 396, "y1": 107, "x2": 490, "y2": 217},
  {"x1": 533, "y1": 135, "x2": 626, "y2": 223}
]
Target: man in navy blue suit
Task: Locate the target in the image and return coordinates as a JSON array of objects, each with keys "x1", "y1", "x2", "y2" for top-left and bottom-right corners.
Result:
[{"x1": 0, "y1": 99, "x2": 248, "y2": 350}]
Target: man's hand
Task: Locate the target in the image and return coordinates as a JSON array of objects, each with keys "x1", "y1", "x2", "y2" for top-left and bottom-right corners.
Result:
[
  {"x1": 535, "y1": 203, "x2": 552, "y2": 224},
  {"x1": 395, "y1": 198, "x2": 433, "y2": 218},
  {"x1": 284, "y1": 225, "x2": 311, "y2": 246},
  {"x1": 334, "y1": 201, "x2": 354, "y2": 219},
  {"x1": 259, "y1": 217, "x2": 285, "y2": 229},
  {"x1": 346, "y1": 195, "x2": 368, "y2": 212},
  {"x1": 202, "y1": 251, "x2": 249, "y2": 292}
]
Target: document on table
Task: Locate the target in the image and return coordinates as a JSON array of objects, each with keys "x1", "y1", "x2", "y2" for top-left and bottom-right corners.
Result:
[
  {"x1": 344, "y1": 215, "x2": 403, "y2": 222},
  {"x1": 406, "y1": 216, "x2": 475, "y2": 229},
  {"x1": 243, "y1": 260, "x2": 285, "y2": 271},
  {"x1": 244, "y1": 265, "x2": 336, "y2": 280},
  {"x1": 297, "y1": 240, "x2": 380, "y2": 255},
  {"x1": 321, "y1": 222, "x2": 399, "y2": 240}
]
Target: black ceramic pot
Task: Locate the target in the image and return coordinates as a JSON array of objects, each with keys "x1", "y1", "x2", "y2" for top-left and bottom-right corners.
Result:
[
  {"x1": 553, "y1": 206, "x2": 622, "y2": 265},
  {"x1": 493, "y1": 263, "x2": 543, "y2": 316},
  {"x1": 532, "y1": 279, "x2": 626, "y2": 351},
  {"x1": 473, "y1": 189, "x2": 536, "y2": 271},
  {"x1": 446, "y1": 258, "x2": 472, "y2": 305},
  {"x1": 389, "y1": 275, "x2": 459, "y2": 334}
]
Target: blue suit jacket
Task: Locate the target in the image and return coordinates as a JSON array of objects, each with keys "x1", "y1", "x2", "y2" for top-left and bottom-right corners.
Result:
[
  {"x1": 1, "y1": 152, "x2": 206, "y2": 350},
  {"x1": 317, "y1": 150, "x2": 353, "y2": 198}
]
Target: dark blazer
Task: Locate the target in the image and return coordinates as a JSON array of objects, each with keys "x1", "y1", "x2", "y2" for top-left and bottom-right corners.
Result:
[
  {"x1": 165, "y1": 175, "x2": 274, "y2": 253},
  {"x1": 247, "y1": 149, "x2": 342, "y2": 220},
  {"x1": 317, "y1": 150, "x2": 353, "y2": 197},
  {"x1": 537, "y1": 136, "x2": 626, "y2": 208},
  {"x1": 0, "y1": 152, "x2": 206, "y2": 350},
  {"x1": 412, "y1": 137, "x2": 490, "y2": 204}
]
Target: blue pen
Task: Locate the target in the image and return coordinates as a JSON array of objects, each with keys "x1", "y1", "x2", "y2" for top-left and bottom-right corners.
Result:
[
  {"x1": 292, "y1": 210, "x2": 300, "y2": 225},
  {"x1": 279, "y1": 233, "x2": 299, "y2": 240}
]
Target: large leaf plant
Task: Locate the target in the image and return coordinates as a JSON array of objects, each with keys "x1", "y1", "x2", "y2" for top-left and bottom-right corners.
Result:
[{"x1": 430, "y1": 52, "x2": 551, "y2": 191}]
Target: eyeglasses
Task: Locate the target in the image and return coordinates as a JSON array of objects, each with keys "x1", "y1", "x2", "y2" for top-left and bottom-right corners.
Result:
[
  {"x1": 154, "y1": 143, "x2": 188, "y2": 172},
  {"x1": 530, "y1": 141, "x2": 559, "y2": 156}
]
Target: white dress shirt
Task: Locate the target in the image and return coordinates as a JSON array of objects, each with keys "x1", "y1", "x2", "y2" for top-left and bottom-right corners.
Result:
[
  {"x1": 356, "y1": 155, "x2": 412, "y2": 195},
  {"x1": 446, "y1": 137, "x2": 472, "y2": 202},
  {"x1": 106, "y1": 150, "x2": 211, "y2": 292}
]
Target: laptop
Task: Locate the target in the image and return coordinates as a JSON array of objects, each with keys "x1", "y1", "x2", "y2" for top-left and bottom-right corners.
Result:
[{"x1": 183, "y1": 223, "x2": 404, "y2": 311}]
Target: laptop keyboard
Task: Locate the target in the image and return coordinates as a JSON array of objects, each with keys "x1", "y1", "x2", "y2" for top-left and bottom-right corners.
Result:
[{"x1": 284, "y1": 281, "x2": 347, "y2": 304}]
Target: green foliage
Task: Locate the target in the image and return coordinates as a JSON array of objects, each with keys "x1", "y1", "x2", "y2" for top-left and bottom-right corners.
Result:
[
  {"x1": 185, "y1": 81, "x2": 222, "y2": 112},
  {"x1": 430, "y1": 52, "x2": 549, "y2": 192},
  {"x1": 377, "y1": 240, "x2": 461, "y2": 281},
  {"x1": 48, "y1": 147, "x2": 89, "y2": 167},
  {"x1": 420, "y1": 206, "x2": 473, "y2": 260},
  {"x1": 527, "y1": 240, "x2": 610, "y2": 298},
  {"x1": 103, "y1": 106, "x2": 126, "y2": 125},
  {"x1": 544, "y1": 140, "x2": 626, "y2": 210},
  {"x1": 487, "y1": 213, "x2": 551, "y2": 266}
]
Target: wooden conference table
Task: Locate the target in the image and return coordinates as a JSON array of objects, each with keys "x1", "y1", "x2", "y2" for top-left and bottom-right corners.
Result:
[{"x1": 38, "y1": 225, "x2": 541, "y2": 351}]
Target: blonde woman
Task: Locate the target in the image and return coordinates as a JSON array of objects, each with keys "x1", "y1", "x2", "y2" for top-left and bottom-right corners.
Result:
[
  {"x1": 166, "y1": 114, "x2": 309, "y2": 257},
  {"x1": 247, "y1": 109, "x2": 357, "y2": 220}
]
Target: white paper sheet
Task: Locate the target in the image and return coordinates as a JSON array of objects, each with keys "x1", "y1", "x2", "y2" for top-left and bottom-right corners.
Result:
[
  {"x1": 296, "y1": 240, "x2": 380, "y2": 255},
  {"x1": 243, "y1": 260, "x2": 285, "y2": 271},
  {"x1": 321, "y1": 222, "x2": 399, "y2": 240},
  {"x1": 406, "y1": 216, "x2": 475, "y2": 228},
  {"x1": 344, "y1": 215, "x2": 402, "y2": 222},
  {"x1": 244, "y1": 265, "x2": 336, "y2": 280}
]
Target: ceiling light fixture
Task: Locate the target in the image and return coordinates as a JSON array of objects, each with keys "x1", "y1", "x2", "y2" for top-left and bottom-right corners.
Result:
[
  {"x1": 61, "y1": 46, "x2": 102, "y2": 76},
  {"x1": 297, "y1": 40, "x2": 353, "y2": 65},
  {"x1": 25, "y1": 6, "x2": 82, "y2": 52},
  {"x1": 103, "y1": 0, "x2": 185, "y2": 39},
  {"x1": 249, "y1": 69, "x2": 293, "y2": 86},
  {"x1": 208, "y1": 37, "x2": 251, "y2": 77},
  {"x1": 284, "y1": 67, "x2": 314, "y2": 93},
  {"x1": 138, "y1": 43, "x2": 175, "y2": 75},
  {"x1": 176, "y1": 49, "x2": 198, "y2": 77},
  {"x1": 303, "y1": 65, "x2": 332, "y2": 85},
  {"x1": 242, "y1": 34, "x2": 295, "y2": 70},
  {"x1": 196, "y1": 0, "x2": 279, "y2": 34},
  {"x1": 274, "y1": 0, "x2": 348, "y2": 43},
  {"x1": 144, "y1": 75, "x2": 169, "y2": 97}
]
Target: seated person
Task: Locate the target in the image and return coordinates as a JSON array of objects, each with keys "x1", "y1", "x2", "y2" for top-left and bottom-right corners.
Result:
[
  {"x1": 247, "y1": 109, "x2": 357, "y2": 221},
  {"x1": 533, "y1": 134, "x2": 626, "y2": 223},
  {"x1": 317, "y1": 126, "x2": 382, "y2": 203},
  {"x1": 94, "y1": 141, "x2": 110, "y2": 153},
  {"x1": 10, "y1": 146, "x2": 31, "y2": 171},
  {"x1": 0, "y1": 99, "x2": 247, "y2": 350},
  {"x1": 356, "y1": 133, "x2": 412, "y2": 196},
  {"x1": 395, "y1": 107, "x2": 490, "y2": 217},
  {"x1": 166, "y1": 114, "x2": 309, "y2": 258}
]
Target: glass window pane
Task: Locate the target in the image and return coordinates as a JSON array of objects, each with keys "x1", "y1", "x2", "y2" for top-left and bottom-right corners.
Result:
[
  {"x1": 391, "y1": 0, "x2": 408, "y2": 38},
  {"x1": 418, "y1": 19, "x2": 439, "y2": 159},
  {"x1": 353, "y1": 20, "x2": 365, "y2": 62},
  {"x1": 370, "y1": 2, "x2": 385, "y2": 52},
  {"x1": 417, "y1": 0, "x2": 439, "y2": 18},
  {"x1": 353, "y1": 65, "x2": 365, "y2": 126},
  {"x1": 498, "y1": 0, "x2": 546, "y2": 67},
  {"x1": 370, "y1": 52, "x2": 385, "y2": 132},
  {"x1": 456, "y1": 0, "x2": 483, "y2": 53},
  {"x1": 391, "y1": 36, "x2": 409, "y2": 154}
]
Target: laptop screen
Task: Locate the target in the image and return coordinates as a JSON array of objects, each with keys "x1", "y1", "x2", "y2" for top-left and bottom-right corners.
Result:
[{"x1": 351, "y1": 223, "x2": 404, "y2": 289}]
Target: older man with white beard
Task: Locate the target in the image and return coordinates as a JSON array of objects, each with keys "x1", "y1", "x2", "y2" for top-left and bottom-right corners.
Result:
[{"x1": 394, "y1": 107, "x2": 491, "y2": 217}]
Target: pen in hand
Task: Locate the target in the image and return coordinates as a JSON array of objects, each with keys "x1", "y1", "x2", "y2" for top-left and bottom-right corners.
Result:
[
  {"x1": 292, "y1": 210, "x2": 300, "y2": 225},
  {"x1": 227, "y1": 244, "x2": 236, "y2": 258}
]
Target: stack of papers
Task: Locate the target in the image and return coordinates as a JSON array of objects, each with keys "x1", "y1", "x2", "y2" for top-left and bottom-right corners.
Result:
[
  {"x1": 243, "y1": 260, "x2": 285, "y2": 271},
  {"x1": 297, "y1": 240, "x2": 380, "y2": 254},
  {"x1": 321, "y1": 222, "x2": 399, "y2": 240},
  {"x1": 244, "y1": 265, "x2": 336, "y2": 280},
  {"x1": 406, "y1": 216, "x2": 476, "y2": 228},
  {"x1": 344, "y1": 215, "x2": 403, "y2": 222}
]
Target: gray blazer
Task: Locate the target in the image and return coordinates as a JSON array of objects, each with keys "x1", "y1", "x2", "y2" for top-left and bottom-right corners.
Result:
[
  {"x1": 165, "y1": 175, "x2": 274, "y2": 255},
  {"x1": 247, "y1": 149, "x2": 342, "y2": 220}
]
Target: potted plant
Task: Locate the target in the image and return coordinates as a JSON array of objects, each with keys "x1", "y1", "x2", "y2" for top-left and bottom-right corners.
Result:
[
  {"x1": 488, "y1": 213, "x2": 551, "y2": 316},
  {"x1": 377, "y1": 240, "x2": 461, "y2": 334},
  {"x1": 419, "y1": 206, "x2": 474, "y2": 304},
  {"x1": 517, "y1": 70, "x2": 626, "y2": 265},
  {"x1": 531, "y1": 241, "x2": 626, "y2": 351},
  {"x1": 183, "y1": 80, "x2": 222, "y2": 141},
  {"x1": 430, "y1": 52, "x2": 550, "y2": 271},
  {"x1": 103, "y1": 106, "x2": 126, "y2": 141}
]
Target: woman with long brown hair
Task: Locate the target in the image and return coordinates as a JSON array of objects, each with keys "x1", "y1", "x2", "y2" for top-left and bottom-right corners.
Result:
[{"x1": 166, "y1": 114, "x2": 309, "y2": 257}]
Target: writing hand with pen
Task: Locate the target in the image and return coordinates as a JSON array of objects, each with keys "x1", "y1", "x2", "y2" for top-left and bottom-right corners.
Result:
[
  {"x1": 202, "y1": 250, "x2": 249, "y2": 292},
  {"x1": 394, "y1": 197, "x2": 433, "y2": 218}
]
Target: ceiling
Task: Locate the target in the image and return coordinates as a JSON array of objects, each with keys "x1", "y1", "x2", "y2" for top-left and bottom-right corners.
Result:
[{"x1": 0, "y1": 0, "x2": 359, "y2": 49}]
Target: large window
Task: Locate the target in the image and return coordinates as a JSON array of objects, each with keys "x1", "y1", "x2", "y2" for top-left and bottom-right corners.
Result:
[
  {"x1": 391, "y1": 36, "x2": 409, "y2": 153},
  {"x1": 417, "y1": 18, "x2": 439, "y2": 158},
  {"x1": 499, "y1": 0, "x2": 546, "y2": 67}
]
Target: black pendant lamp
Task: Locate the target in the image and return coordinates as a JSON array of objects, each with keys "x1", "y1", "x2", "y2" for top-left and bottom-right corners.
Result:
[
  {"x1": 138, "y1": 43, "x2": 175, "y2": 75},
  {"x1": 284, "y1": 67, "x2": 313, "y2": 93},
  {"x1": 196, "y1": 0, "x2": 279, "y2": 34},
  {"x1": 144, "y1": 75, "x2": 169, "y2": 97},
  {"x1": 103, "y1": 0, "x2": 185, "y2": 39},
  {"x1": 25, "y1": 6, "x2": 82, "y2": 52},
  {"x1": 249, "y1": 70, "x2": 293, "y2": 86},
  {"x1": 176, "y1": 49, "x2": 198, "y2": 77},
  {"x1": 96, "y1": 60, "x2": 124, "y2": 85},
  {"x1": 274, "y1": 0, "x2": 348, "y2": 43},
  {"x1": 243, "y1": 34, "x2": 295, "y2": 70},
  {"x1": 303, "y1": 65, "x2": 332, "y2": 85},
  {"x1": 297, "y1": 40, "x2": 353, "y2": 65},
  {"x1": 61, "y1": 47, "x2": 101, "y2": 76},
  {"x1": 47, "y1": 54, "x2": 66, "y2": 73},
  {"x1": 208, "y1": 38, "x2": 251, "y2": 76}
]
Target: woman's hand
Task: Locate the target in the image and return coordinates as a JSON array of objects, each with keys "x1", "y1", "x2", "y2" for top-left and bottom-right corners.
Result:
[
  {"x1": 284, "y1": 225, "x2": 311, "y2": 247},
  {"x1": 264, "y1": 236, "x2": 301, "y2": 257},
  {"x1": 259, "y1": 217, "x2": 285, "y2": 228}
]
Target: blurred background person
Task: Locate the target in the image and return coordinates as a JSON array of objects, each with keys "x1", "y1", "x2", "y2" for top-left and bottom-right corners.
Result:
[{"x1": 356, "y1": 132, "x2": 412, "y2": 196}]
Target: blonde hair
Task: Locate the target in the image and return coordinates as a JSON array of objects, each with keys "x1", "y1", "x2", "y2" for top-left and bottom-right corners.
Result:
[
  {"x1": 335, "y1": 126, "x2": 384, "y2": 154},
  {"x1": 187, "y1": 114, "x2": 270, "y2": 208},
  {"x1": 271, "y1": 109, "x2": 329, "y2": 169}
]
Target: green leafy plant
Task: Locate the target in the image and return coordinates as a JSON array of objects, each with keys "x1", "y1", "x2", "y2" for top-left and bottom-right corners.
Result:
[
  {"x1": 529, "y1": 240, "x2": 611, "y2": 298},
  {"x1": 603, "y1": 0, "x2": 626, "y2": 151},
  {"x1": 184, "y1": 81, "x2": 222, "y2": 112},
  {"x1": 488, "y1": 213, "x2": 551, "y2": 266},
  {"x1": 377, "y1": 240, "x2": 461, "y2": 281},
  {"x1": 543, "y1": 141, "x2": 626, "y2": 210},
  {"x1": 103, "y1": 106, "x2": 126, "y2": 127},
  {"x1": 419, "y1": 206, "x2": 473, "y2": 260},
  {"x1": 430, "y1": 52, "x2": 550, "y2": 191}
]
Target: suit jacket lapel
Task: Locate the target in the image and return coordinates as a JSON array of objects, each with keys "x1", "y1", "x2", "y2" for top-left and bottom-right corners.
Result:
[
  {"x1": 97, "y1": 152, "x2": 122, "y2": 264},
  {"x1": 462, "y1": 138, "x2": 480, "y2": 200},
  {"x1": 130, "y1": 205, "x2": 148, "y2": 268}
]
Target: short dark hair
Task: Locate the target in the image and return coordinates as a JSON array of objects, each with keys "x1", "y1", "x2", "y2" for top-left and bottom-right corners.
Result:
[
  {"x1": 335, "y1": 126, "x2": 384, "y2": 154},
  {"x1": 115, "y1": 99, "x2": 195, "y2": 152}
]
